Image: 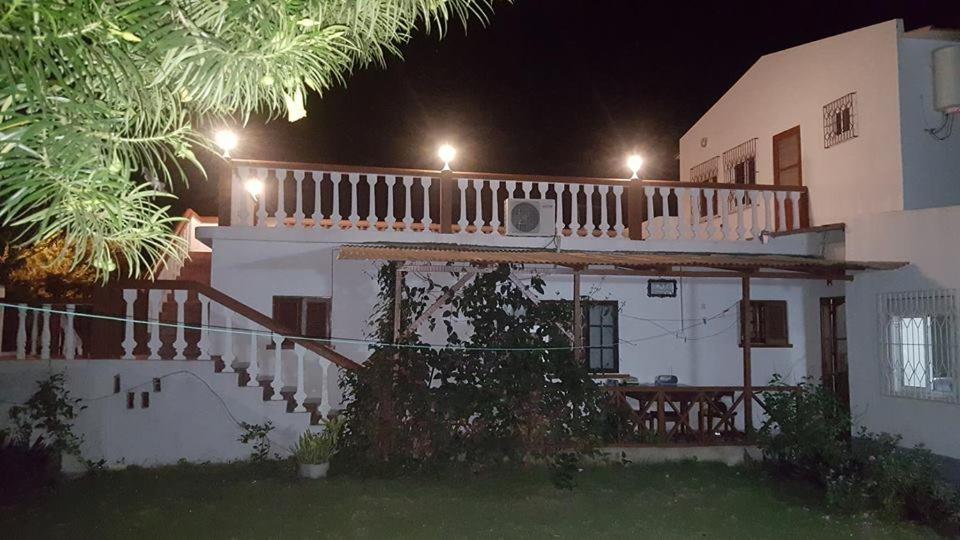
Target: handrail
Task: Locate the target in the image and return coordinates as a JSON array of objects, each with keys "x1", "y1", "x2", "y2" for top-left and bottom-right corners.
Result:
[
  {"x1": 603, "y1": 385, "x2": 798, "y2": 393},
  {"x1": 231, "y1": 158, "x2": 809, "y2": 192},
  {"x1": 118, "y1": 280, "x2": 361, "y2": 371}
]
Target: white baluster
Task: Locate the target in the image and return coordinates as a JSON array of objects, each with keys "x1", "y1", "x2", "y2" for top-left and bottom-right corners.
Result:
[
  {"x1": 421, "y1": 177, "x2": 432, "y2": 232},
  {"x1": 348, "y1": 173, "x2": 360, "y2": 229},
  {"x1": 16, "y1": 304, "x2": 27, "y2": 360},
  {"x1": 402, "y1": 177, "x2": 414, "y2": 233},
  {"x1": 720, "y1": 188, "x2": 731, "y2": 241},
  {"x1": 749, "y1": 189, "x2": 762, "y2": 239},
  {"x1": 789, "y1": 191, "x2": 801, "y2": 231},
  {"x1": 735, "y1": 189, "x2": 746, "y2": 240},
  {"x1": 613, "y1": 185, "x2": 625, "y2": 237},
  {"x1": 691, "y1": 187, "x2": 704, "y2": 240},
  {"x1": 292, "y1": 170, "x2": 305, "y2": 227},
  {"x1": 271, "y1": 333, "x2": 285, "y2": 400},
  {"x1": 147, "y1": 290, "x2": 162, "y2": 360},
  {"x1": 385, "y1": 176, "x2": 397, "y2": 231},
  {"x1": 246, "y1": 320, "x2": 260, "y2": 387},
  {"x1": 221, "y1": 308, "x2": 235, "y2": 372},
  {"x1": 122, "y1": 289, "x2": 138, "y2": 359},
  {"x1": 293, "y1": 345, "x2": 307, "y2": 412},
  {"x1": 197, "y1": 294, "x2": 210, "y2": 360},
  {"x1": 644, "y1": 186, "x2": 656, "y2": 240},
  {"x1": 598, "y1": 185, "x2": 610, "y2": 236},
  {"x1": 671, "y1": 188, "x2": 683, "y2": 240},
  {"x1": 775, "y1": 191, "x2": 787, "y2": 232},
  {"x1": 332, "y1": 173, "x2": 343, "y2": 229},
  {"x1": 553, "y1": 184, "x2": 564, "y2": 234},
  {"x1": 704, "y1": 187, "x2": 717, "y2": 240},
  {"x1": 63, "y1": 305, "x2": 76, "y2": 360},
  {"x1": 274, "y1": 169, "x2": 288, "y2": 225},
  {"x1": 235, "y1": 167, "x2": 251, "y2": 226},
  {"x1": 569, "y1": 185, "x2": 580, "y2": 236},
  {"x1": 457, "y1": 178, "x2": 469, "y2": 232},
  {"x1": 39, "y1": 305, "x2": 51, "y2": 360},
  {"x1": 489, "y1": 180, "x2": 501, "y2": 234},
  {"x1": 763, "y1": 191, "x2": 774, "y2": 234},
  {"x1": 367, "y1": 174, "x2": 379, "y2": 232},
  {"x1": 317, "y1": 360, "x2": 330, "y2": 420},
  {"x1": 253, "y1": 169, "x2": 268, "y2": 228},
  {"x1": 173, "y1": 290, "x2": 187, "y2": 360},
  {"x1": 584, "y1": 185, "x2": 595, "y2": 236},
  {"x1": 312, "y1": 172, "x2": 323, "y2": 226}
]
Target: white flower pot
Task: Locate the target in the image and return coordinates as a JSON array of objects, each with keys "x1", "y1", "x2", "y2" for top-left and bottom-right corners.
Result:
[{"x1": 298, "y1": 462, "x2": 330, "y2": 479}]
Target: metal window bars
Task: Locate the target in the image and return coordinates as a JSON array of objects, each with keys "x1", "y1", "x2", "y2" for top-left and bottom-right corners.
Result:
[
  {"x1": 722, "y1": 139, "x2": 757, "y2": 184},
  {"x1": 878, "y1": 289, "x2": 959, "y2": 403},
  {"x1": 690, "y1": 156, "x2": 719, "y2": 183},
  {"x1": 823, "y1": 92, "x2": 858, "y2": 148}
]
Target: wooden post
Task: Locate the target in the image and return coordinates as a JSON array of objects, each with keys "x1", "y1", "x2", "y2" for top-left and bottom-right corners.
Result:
[
  {"x1": 741, "y1": 273, "x2": 753, "y2": 435},
  {"x1": 438, "y1": 169, "x2": 455, "y2": 234},
  {"x1": 627, "y1": 178, "x2": 646, "y2": 240},
  {"x1": 573, "y1": 270, "x2": 583, "y2": 362},
  {"x1": 217, "y1": 158, "x2": 233, "y2": 227}
]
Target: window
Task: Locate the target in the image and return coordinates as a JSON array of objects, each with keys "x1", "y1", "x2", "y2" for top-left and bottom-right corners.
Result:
[
  {"x1": 272, "y1": 296, "x2": 330, "y2": 348},
  {"x1": 823, "y1": 92, "x2": 857, "y2": 148},
  {"x1": 723, "y1": 139, "x2": 757, "y2": 184},
  {"x1": 690, "y1": 156, "x2": 719, "y2": 184},
  {"x1": 879, "y1": 290, "x2": 958, "y2": 402},
  {"x1": 740, "y1": 300, "x2": 789, "y2": 347},
  {"x1": 543, "y1": 300, "x2": 619, "y2": 372}
]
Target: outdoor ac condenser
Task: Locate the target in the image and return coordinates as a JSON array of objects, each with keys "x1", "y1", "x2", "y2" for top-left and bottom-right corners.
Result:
[{"x1": 505, "y1": 198, "x2": 556, "y2": 236}]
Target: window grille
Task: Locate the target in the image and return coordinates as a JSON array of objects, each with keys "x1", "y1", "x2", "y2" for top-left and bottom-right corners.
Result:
[
  {"x1": 690, "y1": 156, "x2": 719, "y2": 183},
  {"x1": 722, "y1": 139, "x2": 757, "y2": 184},
  {"x1": 879, "y1": 290, "x2": 959, "y2": 403},
  {"x1": 823, "y1": 92, "x2": 857, "y2": 148}
]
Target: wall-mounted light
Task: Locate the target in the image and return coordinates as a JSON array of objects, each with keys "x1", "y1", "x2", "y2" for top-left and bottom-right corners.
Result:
[
  {"x1": 244, "y1": 178, "x2": 264, "y2": 200},
  {"x1": 627, "y1": 154, "x2": 644, "y2": 180},
  {"x1": 214, "y1": 130, "x2": 238, "y2": 157},
  {"x1": 438, "y1": 144, "x2": 456, "y2": 171}
]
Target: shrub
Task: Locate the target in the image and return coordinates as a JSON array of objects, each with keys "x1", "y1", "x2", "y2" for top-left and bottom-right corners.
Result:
[
  {"x1": 237, "y1": 421, "x2": 274, "y2": 462},
  {"x1": 8, "y1": 373, "x2": 85, "y2": 457},
  {"x1": 293, "y1": 416, "x2": 345, "y2": 465}
]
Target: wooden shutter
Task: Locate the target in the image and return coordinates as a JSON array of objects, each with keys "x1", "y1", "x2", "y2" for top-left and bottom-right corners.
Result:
[
  {"x1": 763, "y1": 301, "x2": 789, "y2": 346},
  {"x1": 304, "y1": 299, "x2": 330, "y2": 339}
]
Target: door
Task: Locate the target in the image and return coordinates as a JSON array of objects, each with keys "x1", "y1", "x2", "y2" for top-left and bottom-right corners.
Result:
[
  {"x1": 772, "y1": 126, "x2": 807, "y2": 230},
  {"x1": 820, "y1": 297, "x2": 849, "y2": 409}
]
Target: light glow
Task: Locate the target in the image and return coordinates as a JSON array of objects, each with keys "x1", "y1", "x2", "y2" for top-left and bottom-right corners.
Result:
[
  {"x1": 438, "y1": 144, "x2": 456, "y2": 170},
  {"x1": 215, "y1": 130, "x2": 238, "y2": 153},
  {"x1": 627, "y1": 154, "x2": 644, "y2": 179},
  {"x1": 244, "y1": 178, "x2": 264, "y2": 199}
]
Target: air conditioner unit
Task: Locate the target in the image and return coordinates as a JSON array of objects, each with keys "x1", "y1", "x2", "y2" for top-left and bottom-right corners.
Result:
[{"x1": 505, "y1": 198, "x2": 556, "y2": 236}]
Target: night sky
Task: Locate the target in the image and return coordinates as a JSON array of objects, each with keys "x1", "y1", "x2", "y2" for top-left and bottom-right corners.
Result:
[{"x1": 181, "y1": 0, "x2": 960, "y2": 216}]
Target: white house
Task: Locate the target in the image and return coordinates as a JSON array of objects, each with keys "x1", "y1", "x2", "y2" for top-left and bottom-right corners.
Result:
[{"x1": 1, "y1": 19, "x2": 957, "y2": 473}]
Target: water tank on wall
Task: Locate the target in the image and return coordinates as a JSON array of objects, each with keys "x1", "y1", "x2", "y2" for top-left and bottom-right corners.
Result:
[{"x1": 933, "y1": 45, "x2": 960, "y2": 113}]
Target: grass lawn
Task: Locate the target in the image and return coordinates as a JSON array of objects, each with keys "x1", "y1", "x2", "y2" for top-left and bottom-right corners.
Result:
[{"x1": 0, "y1": 460, "x2": 940, "y2": 539}]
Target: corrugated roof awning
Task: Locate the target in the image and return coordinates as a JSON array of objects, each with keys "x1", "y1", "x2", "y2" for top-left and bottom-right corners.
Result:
[{"x1": 338, "y1": 243, "x2": 906, "y2": 280}]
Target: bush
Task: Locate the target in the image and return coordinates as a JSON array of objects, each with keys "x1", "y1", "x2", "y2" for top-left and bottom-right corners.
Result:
[
  {"x1": 293, "y1": 416, "x2": 345, "y2": 465},
  {"x1": 757, "y1": 375, "x2": 960, "y2": 534},
  {"x1": 237, "y1": 421, "x2": 274, "y2": 462}
]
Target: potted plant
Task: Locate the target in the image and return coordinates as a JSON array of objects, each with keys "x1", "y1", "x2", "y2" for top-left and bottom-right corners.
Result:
[{"x1": 293, "y1": 415, "x2": 345, "y2": 479}]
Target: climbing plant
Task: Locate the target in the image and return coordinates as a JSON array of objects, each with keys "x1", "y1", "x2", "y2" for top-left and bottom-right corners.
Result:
[{"x1": 339, "y1": 263, "x2": 604, "y2": 473}]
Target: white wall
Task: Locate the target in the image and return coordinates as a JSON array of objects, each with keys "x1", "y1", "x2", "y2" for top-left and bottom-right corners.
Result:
[
  {"x1": 898, "y1": 37, "x2": 960, "y2": 211},
  {"x1": 0, "y1": 360, "x2": 313, "y2": 468},
  {"x1": 679, "y1": 20, "x2": 905, "y2": 227},
  {"x1": 845, "y1": 206, "x2": 960, "y2": 459}
]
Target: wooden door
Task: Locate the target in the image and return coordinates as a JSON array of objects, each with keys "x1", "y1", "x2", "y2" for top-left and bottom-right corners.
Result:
[
  {"x1": 820, "y1": 297, "x2": 849, "y2": 409},
  {"x1": 773, "y1": 126, "x2": 805, "y2": 230}
]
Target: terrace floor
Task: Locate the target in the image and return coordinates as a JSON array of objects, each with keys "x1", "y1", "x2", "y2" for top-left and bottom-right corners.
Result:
[{"x1": 0, "y1": 461, "x2": 937, "y2": 539}]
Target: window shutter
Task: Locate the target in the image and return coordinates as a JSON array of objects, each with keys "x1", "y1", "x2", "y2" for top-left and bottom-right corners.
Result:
[
  {"x1": 765, "y1": 302, "x2": 788, "y2": 345},
  {"x1": 305, "y1": 300, "x2": 329, "y2": 338},
  {"x1": 273, "y1": 298, "x2": 301, "y2": 335}
]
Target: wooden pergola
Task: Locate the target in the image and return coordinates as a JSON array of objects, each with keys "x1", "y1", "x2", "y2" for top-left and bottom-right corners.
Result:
[{"x1": 339, "y1": 243, "x2": 905, "y2": 434}]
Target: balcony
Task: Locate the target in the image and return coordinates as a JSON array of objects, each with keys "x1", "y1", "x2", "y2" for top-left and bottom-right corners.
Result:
[{"x1": 219, "y1": 159, "x2": 810, "y2": 245}]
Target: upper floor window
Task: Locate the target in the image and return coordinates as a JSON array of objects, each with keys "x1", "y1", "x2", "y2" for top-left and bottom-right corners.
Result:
[
  {"x1": 723, "y1": 139, "x2": 757, "y2": 184},
  {"x1": 272, "y1": 296, "x2": 330, "y2": 348},
  {"x1": 690, "y1": 156, "x2": 719, "y2": 183},
  {"x1": 879, "y1": 290, "x2": 958, "y2": 403},
  {"x1": 823, "y1": 92, "x2": 858, "y2": 148}
]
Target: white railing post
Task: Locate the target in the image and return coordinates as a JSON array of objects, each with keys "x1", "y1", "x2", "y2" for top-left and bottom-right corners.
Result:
[
  {"x1": 584, "y1": 185, "x2": 595, "y2": 237},
  {"x1": 312, "y1": 172, "x2": 324, "y2": 227},
  {"x1": 554, "y1": 184, "x2": 565, "y2": 234},
  {"x1": 63, "y1": 305, "x2": 76, "y2": 360},
  {"x1": 247, "y1": 320, "x2": 260, "y2": 387},
  {"x1": 749, "y1": 189, "x2": 762, "y2": 239},
  {"x1": 705, "y1": 187, "x2": 717, "y2": 240},
  {"x1": 720, "y1": 188, "x2": 731, "y2": 241},
  {"x1": 292, "y1": 170, "x2": 305, "y2": 227},
  {"x1": 735, "y1": 189, "x2": 746, "y2": 240},
  {"x1": 489, "y1": 180, "x2": 501, "y2": 234},
  {"x1": 271, "y1": 333, "x2": 285, "y2": 400},
  {"x1": 197, "y1": 294, "x2": 210, "y2": 360},
  {"x1": 147, "y1": 290, "x2": 162, "y2": 360},
  {"x1": 613, "y1": 185, "x2": 625, "y2": 237},
  {"x1": 457, "y1": 178, "x2": 469, "y2": 233},
  {"x1": 293, "y1": 344, "x2": 307, "y2": 412},
  {"x1": 16, "y1": 303, "x2": 27, "y2": 360},
  {"x1": 367, "y1": 174, "x2": 378, "y2": 233},
  {"x1": 221, "y1": 308, "x2": 235, "y2": 372},
  {"x1": 644, "y1": 186, "x2": 656, "y2": 240},
  {"x1": 789, "y1": 191, "x2": 801, "y2": 231},
  {"x1": 598, "y1": 185, "x2": 610, "y2": 237},
  {"x1": 763, "y1": 191, "x2": 774, "y2": 234},
  {"x1": 670, "y1": 188, "x2": 682, "y2": 240},
  {"x1": 775, "y1": 191, "x2": 788, "y2": 232},
  {"x1": 122, "y1": 289, "x2": 137, "y2": 359},
  {"x1": 39, "y1": 305, "x2": 51, "y2": 360},
  {"x1": 348, "y1": 173, "x2": 360, "y2": 229},
  {"x1": 385, "y1": 176, "x2": 397, "y2": 231},
  {"x1": 570, "y1": 185, "x2": 581, "y2": 236},
  {"x1": 253, "y1": 169, "x2": 268, "y2": 228},
  {"x1": 402, "y1": 177, "x2": 414, "y2": 233},
  {"x1": 275, "y1": 169, "x2": 288, "y2": 225},
  {"x1": 318, "y1": 360, "x2": 332, "y2": 420},
  {"x1": 173, "y1": 290, "x2": 188, "y2": 360},
  {"x1": 331, "y1": 173, "x2": 343, "y2": 229},
  {"x1": 235, "y1": 166, "x2": 251, "y2": 226},
  {"x1": 420, "y1": 177, "x2": 433, "y2": 233}
]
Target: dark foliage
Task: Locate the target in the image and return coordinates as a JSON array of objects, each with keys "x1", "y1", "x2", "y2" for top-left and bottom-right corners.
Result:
[{"x1": 0, "y1": 432, "x2": 59, "y2": 506}]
